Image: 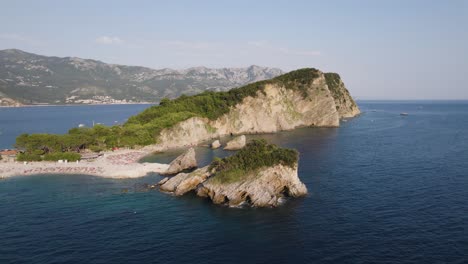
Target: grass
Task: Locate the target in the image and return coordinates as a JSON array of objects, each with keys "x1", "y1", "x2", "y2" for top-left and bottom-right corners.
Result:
[{"x1": 209, "y1": 139, "x2": 298, "y2": 184}]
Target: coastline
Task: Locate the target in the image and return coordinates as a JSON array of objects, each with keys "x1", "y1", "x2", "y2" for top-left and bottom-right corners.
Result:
[
  {"x1": 0, "y1": 149, "x2": 168, "y2": 179},
  {"x1": 0, "y1": 102, "x2": 156, "y2": 108}
]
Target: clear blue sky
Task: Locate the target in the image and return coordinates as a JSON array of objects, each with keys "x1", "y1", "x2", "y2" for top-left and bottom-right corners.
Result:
[{"x1": 1, "y1": 0, "x2": 467, "y2": 99}]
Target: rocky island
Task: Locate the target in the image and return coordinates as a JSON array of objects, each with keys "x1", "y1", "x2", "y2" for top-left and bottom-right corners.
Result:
[
  {"x1": 11, "y1": 68, "x2": 359, "y2": 161},
  {"x1": 2, "y1": 67, "x2": 359, "y2": 208},
  {"x1": 135, "y1": 67, "x2": 360, "y2": 152},
  {"x1": 159, "y1": 140, "x2": 307, "y2": 207}
]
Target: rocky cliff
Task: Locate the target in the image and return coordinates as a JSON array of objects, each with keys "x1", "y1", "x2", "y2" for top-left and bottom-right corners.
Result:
[
  {"x1": 13, "y1": 68, "x2": 359, "y2": 156},
  {"x1": 144, "y1": 68, "x2": 360, "y2": 151},
  {"x1": 158, "y1": 140, "x2": 307, "y2": 207},
  {"x1": 325, "y1": 73, "x2": 360, "y2": 118},
  {"x1": 197, "y1": 164, "x2": 307, "y2": 207}
]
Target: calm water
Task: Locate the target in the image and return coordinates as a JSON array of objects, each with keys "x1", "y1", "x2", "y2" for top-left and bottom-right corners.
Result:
[
  {"x1": 0, "y1": 104, "x2": 153, "y2": 149},
  {"x1": 1, "y1": 101, "x2": 467, "y2": 264}
]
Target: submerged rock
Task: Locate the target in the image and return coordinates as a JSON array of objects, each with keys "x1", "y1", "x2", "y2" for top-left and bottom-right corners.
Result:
[
  {"x1": 224, "y1": 135, "x2": 246, "y2": 150},
  {"x1": 211, "y1": 140, "x2": 221, "y2": 149},
  {"x1": 163, "y1": 147, "x2": 197, "y2": 175}
]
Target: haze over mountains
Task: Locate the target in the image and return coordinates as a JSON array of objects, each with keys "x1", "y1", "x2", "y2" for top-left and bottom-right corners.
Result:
[{"x1": 0, "y1": 49, "x2": 283, "y2": 106}]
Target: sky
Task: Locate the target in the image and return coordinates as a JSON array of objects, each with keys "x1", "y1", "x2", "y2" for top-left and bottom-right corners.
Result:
[{"x1": 0, "y1": 0, "x2": 467, "y2": 100}]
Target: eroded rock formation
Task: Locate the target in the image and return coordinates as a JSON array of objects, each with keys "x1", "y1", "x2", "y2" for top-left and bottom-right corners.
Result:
[{"x1": 163, "y1": 147, "x2": 197, "y2": 175}]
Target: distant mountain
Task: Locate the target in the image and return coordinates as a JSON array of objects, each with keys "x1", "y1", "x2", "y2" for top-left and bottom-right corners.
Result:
[{"x1": 0, "y1": 49, "x2": 283, "y2": 106}]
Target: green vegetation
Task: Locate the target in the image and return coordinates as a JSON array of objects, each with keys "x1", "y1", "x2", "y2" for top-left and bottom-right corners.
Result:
[
  {"x1": 16, "y1": 153, "x2": 42, "y2": 162},
  {"x1": 325, "y1": 73, "x2": 348, "y2": 101},
  {"x1": 209, "y1": 139, "x2": 298, "y2": 184},
  {"x1": 324, "y1": 73, "x2": 341, "y2": 93},
  {"x1": 0, "y1": 49, "x2": 282, "y2": 105},
  {"x1": 15, "y1": 68, "x2": 320, "y2": 157},
  {"x1": 127, "y1": 68, "x2": 320, "y2": 130},
  {"x1": 42, "y1": 152, "x2": 81, "y2": 162}
]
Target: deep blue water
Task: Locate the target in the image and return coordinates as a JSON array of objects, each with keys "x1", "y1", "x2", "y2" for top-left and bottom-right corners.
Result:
[{"x1": 1, "y1": 101, "x2": 468, "y2": 264}]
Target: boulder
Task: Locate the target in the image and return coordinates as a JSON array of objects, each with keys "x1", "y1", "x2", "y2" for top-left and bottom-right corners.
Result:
[
  {"x1": 163, "y1": 148, "x2": 197, "y2": 175},
  {"x1": 159, "y1": 167, "x2": 210, "y2": 196},
  {"x1": 158, "y1": 177, "x2": 169, "y2": 185},
  {"x1": 224, "y1": 135, "x2": 246, "y2": 150},
  {"x1": 211, "y1": 140, "x2": 221, "y2": 149}
]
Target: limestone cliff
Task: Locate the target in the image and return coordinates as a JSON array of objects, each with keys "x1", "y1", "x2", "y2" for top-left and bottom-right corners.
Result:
[
  {"x1": 159, "y1": 164, "x2": 307, "y2": 207},
  {"x1": 197, "y1": 164, "x2": 307, "y2": 207},
  {"x1": 144, "y1": 69, "x2": 359, "y2": 151},
  {"x1": 324, "y1": 73, "x2": 360, "y2": 118},
  {"x1": 158, "y1": 140, "x2": 307, "y2": 207}
]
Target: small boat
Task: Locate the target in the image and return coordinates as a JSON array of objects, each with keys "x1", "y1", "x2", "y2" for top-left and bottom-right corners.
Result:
[{"x1": 400, "y1": 112, "x2": 409, "y2": 116}]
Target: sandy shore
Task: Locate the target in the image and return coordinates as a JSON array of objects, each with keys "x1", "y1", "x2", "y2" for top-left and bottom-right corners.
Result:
[{"x1": 0, "y1": 149, "x2": 169, "y2": 179}]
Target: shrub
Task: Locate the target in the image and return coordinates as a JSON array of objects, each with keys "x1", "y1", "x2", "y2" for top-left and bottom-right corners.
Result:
[
  {"x1": 43, "y1": 152, "x2": 81, "y2": 162},
  {"x1": 209, "y1": 139, "x2": 298, "y2": 184},
  {"x1": 16, "y1": 153, "x2": 42, "y2": 162}
]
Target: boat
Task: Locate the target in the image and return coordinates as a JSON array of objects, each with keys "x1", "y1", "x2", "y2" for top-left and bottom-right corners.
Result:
[{"x1": 400, "y1": 112, "x2": 409, "y2": 116}]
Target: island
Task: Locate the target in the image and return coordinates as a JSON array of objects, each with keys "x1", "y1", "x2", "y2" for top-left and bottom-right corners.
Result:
[
  {"x1": 1, "y1": 68, "x2": 360, "y2": 207},
  {"x1": 159, "y1": 140, "x2": 307, "y2": 207},
  {"x1": 10, "y1": 68, "x2": 360, "y2": 161}
]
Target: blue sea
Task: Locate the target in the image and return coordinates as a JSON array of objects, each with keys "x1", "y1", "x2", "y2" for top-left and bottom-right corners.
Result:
[{"x1": 0, "y1": 101, "x2": 467, "y2": 264}]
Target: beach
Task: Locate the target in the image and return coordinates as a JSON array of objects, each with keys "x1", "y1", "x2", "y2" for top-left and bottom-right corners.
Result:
[{"x1": 0, "y1": 149, "x2": 168, "y2": 178}]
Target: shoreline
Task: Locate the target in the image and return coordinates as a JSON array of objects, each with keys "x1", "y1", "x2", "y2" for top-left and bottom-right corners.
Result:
[
  {"x1": 0, "y1": 149, "x2": 168, "y2": 179},
  {"x1": 0, "y1": 102, "x2": 156, "y2": 109}
]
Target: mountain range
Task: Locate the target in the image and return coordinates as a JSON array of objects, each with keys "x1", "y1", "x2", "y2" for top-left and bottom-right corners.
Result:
[{"x1": 0, "y1": 49, "x2": 283, "y2": 106}]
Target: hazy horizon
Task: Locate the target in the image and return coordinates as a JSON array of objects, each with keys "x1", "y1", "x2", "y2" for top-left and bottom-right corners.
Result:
[{"x1": 1, "y1": 0, "x2": 467, "y2": 100}]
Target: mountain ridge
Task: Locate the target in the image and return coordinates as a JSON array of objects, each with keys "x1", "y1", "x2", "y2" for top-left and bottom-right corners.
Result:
[{"x1": 0, "y1": 49, "x2": 283, "y2": 106}]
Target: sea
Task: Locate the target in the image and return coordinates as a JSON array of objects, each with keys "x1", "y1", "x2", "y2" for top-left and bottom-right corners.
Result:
[{"x1": 0, "y1": 101, "x2": 467, "y2": 264}]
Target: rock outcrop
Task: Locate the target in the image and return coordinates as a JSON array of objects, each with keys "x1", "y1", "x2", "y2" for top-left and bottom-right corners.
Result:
[
  {"x1": 224, "y1": 135, "x2": 246, "y2": 150},
  {"x1": 158, "y1": 164, "x2": 307, "y2": 207},
  {"x1": 157, "y1": 140, "x2": 307, "y2": 208},
  {"x1": 163, "y1": 147, "x2": 197, "y2": 175},
  {"x1": 198, "y1": 164, "x2": 307, "y2": 207},
  {"x1": 145, "y1": 69, "x2": 360, "y2": 152},
  {"x1": 324, "y1": 73, "x2": 361, "y2": 118},
  {"x1": 211, "y1": 140, "x2": 221, "y2": 149},
  {"x1": 159, "y1": 167, "x2": 210, "y2": 196}
]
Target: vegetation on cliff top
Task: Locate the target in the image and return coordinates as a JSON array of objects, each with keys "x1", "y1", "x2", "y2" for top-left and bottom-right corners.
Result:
[
  {"x1": 14, "y1": 68, "x2": 321, "y2": 159},
  {"x1": 127, "y1": 68, "x2": 320, "y2": 126},
  {"x1": 209, "y1": 139, "x2": 299, "y2": 184},
  {"x1": 324, "y1": 72, "x2": 353, "y2": 106}
]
